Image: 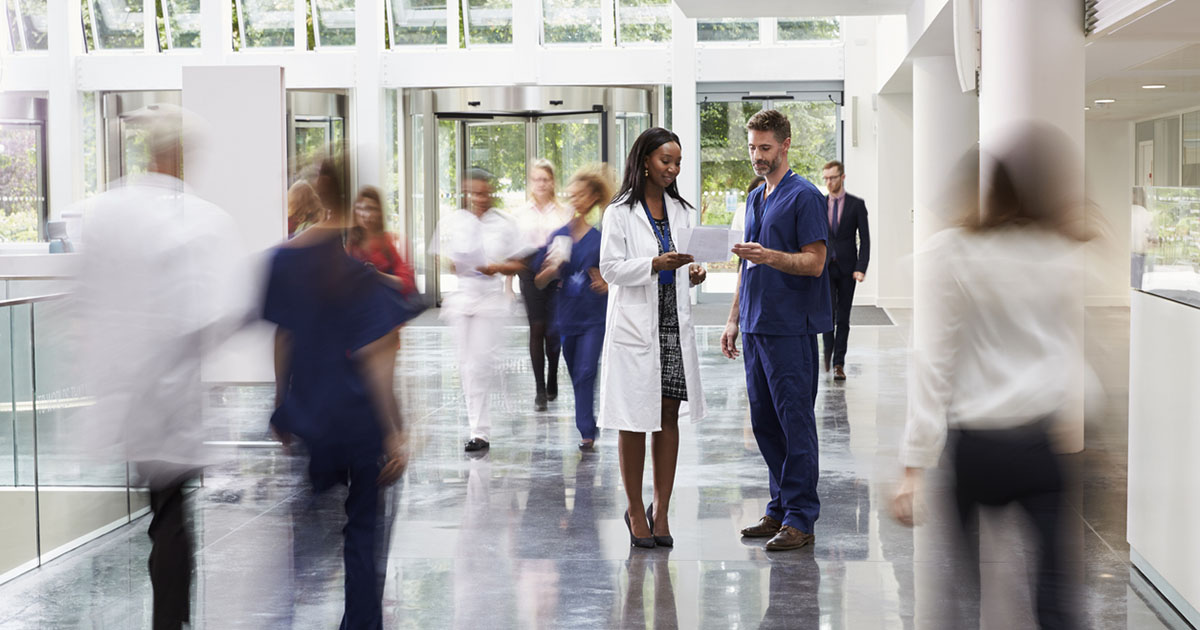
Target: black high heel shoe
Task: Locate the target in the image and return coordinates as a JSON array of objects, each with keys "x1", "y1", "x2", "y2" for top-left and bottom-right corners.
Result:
[
  {"x1": 625, "y1": 510, "x2": 656, "y2": 549},
  {"x1": 647, "y1": 502, "x2": 674, "y2": 548}
]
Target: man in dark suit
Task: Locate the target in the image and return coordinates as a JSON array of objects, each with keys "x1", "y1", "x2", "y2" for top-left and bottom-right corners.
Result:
[{"x1": 821, "y1": 160, "x2": 870, "y2": 381}]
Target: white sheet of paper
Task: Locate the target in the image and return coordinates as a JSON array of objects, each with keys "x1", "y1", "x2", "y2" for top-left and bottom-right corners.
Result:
[{"x1": 677, "y1": 226, "x2": 738, "y2": 263}]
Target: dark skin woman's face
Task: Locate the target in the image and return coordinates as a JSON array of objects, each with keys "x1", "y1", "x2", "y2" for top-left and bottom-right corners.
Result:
[{"x1": 643, "y1": 142, "x2": 682, "y2": 191}]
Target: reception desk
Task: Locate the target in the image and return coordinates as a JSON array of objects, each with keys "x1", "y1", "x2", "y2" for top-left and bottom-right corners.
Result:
[{"x1": 1127, "y1": 289, "x2": 1200, "y2": 626}]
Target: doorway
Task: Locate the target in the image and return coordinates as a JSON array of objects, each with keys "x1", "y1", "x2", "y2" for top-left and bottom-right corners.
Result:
[{"x1": 404, "y1": 86, "x2": 654, "y2": 303}]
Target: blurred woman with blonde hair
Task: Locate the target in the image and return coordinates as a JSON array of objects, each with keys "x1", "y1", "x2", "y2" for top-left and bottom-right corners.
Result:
[
  {"x1": 533, "y1": 165, "x2": 615, "y2": 449},
  {"x1": 287, "y1": 180, "x2": 324, "y2": 238}
]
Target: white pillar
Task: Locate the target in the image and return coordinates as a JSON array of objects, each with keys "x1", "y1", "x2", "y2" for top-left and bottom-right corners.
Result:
[
  {"x1": 670, "y1": 3, "x2": 698, "y2": 205},
  {"x1": 980, "y1": 0, "x2": 1085, "y2": 454},
  {"x1": 47, "y1": 0, "x2": 85, "y2": 218},
  {"x1": 875, "y1": 92, "x2": 914, "y2": 309},
  {"x1": 354, "y1": 0, "x2": 384, "y2": 194}
]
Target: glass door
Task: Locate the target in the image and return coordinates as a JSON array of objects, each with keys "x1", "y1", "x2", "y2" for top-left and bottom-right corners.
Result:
[
  {"x1": 535, "y1": 113, "x2": 604, "y2": 193},
  {"x1": 0, "y1": 120, "x2": 47, "y2": 242},
  {"x1": 697, "y1": 91, "x2": 841, "y2": 299}
]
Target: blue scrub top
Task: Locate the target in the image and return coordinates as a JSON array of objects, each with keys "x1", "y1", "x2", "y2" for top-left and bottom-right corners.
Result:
[
  {"x1": 739, "y1": 170, "x2": 833, "y2": 336},
  {"x1": 535, "y1": 225, "x2": 607, "y2": 336}
]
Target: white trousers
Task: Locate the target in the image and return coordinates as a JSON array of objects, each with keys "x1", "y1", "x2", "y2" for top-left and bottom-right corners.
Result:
[{"x1": 451, "y1": 313, "x2": 504, "y2": 441}]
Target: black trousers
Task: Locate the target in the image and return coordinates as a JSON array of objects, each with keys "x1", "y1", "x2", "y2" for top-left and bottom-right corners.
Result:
[
  {"x1": 147, "y1": 476, "x2": 194, "y2": 630},
  {"x1": 951, "y1": 420, "x2": 1078, "y2": 630},
  {"x1": 822, "y1": 263, "x2": 856, "y2": 367}
]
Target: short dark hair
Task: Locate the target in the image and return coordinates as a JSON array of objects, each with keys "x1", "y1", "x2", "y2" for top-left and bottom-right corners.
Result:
[
  {"x1": 823, "y1": 160, "x2": 844, "y2": 176},
  {"x1": 746, "y1": 109, "x2": 791, "y2": 142},
  {"x1": 465, "y1": 167, "x2": 494, "y2": 185}
]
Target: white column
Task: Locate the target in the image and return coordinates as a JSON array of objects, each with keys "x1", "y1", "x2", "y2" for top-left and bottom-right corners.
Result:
[
  {"x1": 669, "y1": 3, "x2": 698, "y2": 205},
  {"x1": 355, "y1": 0, "x2": 384, "y2": 193},
  {"x1": 874, "y1": 92, "x2": 913, "y2": 309},
  {"x1": 47, "y1": 0, "x2": 85, "y2": 218},
  {"x1": 512, "y1": 0, "x2": 540, "y2": 83},
  {"x1": 980, "y1": 0, "x2": 1085, "y2": 453}
]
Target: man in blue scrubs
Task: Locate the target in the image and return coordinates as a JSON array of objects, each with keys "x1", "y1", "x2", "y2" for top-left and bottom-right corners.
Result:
[{"x1": 721, "y1": 109, "x2": 832, "y2": 551}]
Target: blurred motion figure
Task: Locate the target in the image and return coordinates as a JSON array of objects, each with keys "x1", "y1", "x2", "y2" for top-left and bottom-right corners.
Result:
[
  {"x1": 893, "y1": 124, "x2": 1089, "y2": 629},
  {"x1": 79, "y1": 104, "x2": 244, "y2": 630}
]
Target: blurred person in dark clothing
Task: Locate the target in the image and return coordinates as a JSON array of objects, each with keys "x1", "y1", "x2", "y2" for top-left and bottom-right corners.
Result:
[
  {"x1": 892, "y1": 125, "x2": 1089, "y2": 629},
  {"x1": 265, "y1": 182, "x2": 421, "y2": 629},
  {"x1": 820, "y1": 160, "x2": 870, "y2": 381},
  {"x1": 80, "y1": 104, "x2": 245, "y2": 630}
]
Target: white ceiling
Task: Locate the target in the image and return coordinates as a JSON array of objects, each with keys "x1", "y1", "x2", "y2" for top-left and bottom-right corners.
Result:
[
  {"x1": 1085, "y1": 0, "x2": 1200, "y2": 121},
  {"x1": 673, "y1": 0, "x2": 909, "y2": 18}
]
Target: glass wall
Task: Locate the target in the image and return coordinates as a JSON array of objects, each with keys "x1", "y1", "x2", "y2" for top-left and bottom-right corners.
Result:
[
  {"x1": 161, "y1": 0, "x2": 201, "y2": 49},
  {"x1": 313, "y1": 0, "x2": 355, "y2": 47},
  {"x1": 1184, "y1": 111, "x2": 1200, "y2": 187},
  {"x1": 615, "y1": 0, "x2": 670, "y2": 45},
  {"x1": 1132, "y1": 186, "x2": 1200, "y2": 309},
  {"x1": 1136, "y1": 115, "x2": 1182, "y2": 188},
  {"x1": 462, "y1": 0, "x2": 513, "y2": 46},
  {"x1": 542, "y1": 0, "x2": 601, "y2": 45},
  {"x1": 389, "y1": 0, "x2": 447, "y2": 46},
  {"x1": 0, "y1": 121, "x2": 45, "y2": 242}
]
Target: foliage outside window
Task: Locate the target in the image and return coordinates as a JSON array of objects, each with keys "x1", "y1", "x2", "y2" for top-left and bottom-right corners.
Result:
[
  {"x1": 389, "y1": 0, "x2": 446, "y2": 46},
  {"x1": 162, "y1": 0, "x2": 201, "y2": 49},
  {"x1": 462, "y1": 0, "x2": 512, "y2": 45},
  {"x1": 89, "y1": 0, "x2": 145, "y2": 49},
  {"x1": 542, "y1": 0, "x2": 600, "y2": 45},
  {"x1": 466, "y1": 122, "x2": 524, "y2": 209},
  {"x1": 616, "y1": 0, "x2": 669, "y2": 45},
  {"x1": 777, "y1": 17, "x2": 839, "y2": 41},
  {"x1": 314, "y1": 0, "x2": 354, "y2": 46},
  {"x1": 537, "y1": 118, "x2": 602, "y2": 190},
  {"x1": 238, "y1": 0, "x2": 295, "y2": 48},
  {"x1": 697, "y1": 18, "x2": 757, "y2": 43},
  {"x1": 6, "y1": 0, "x2": 48, "y2": 51},
  {"x1": 0, "y1": 124, "x2": 44, "y2": 242}
]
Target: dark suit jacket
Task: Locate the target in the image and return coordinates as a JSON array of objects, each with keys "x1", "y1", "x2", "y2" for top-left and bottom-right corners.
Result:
[{"x1": 824, "y1": 193, "x2": 870, "y2": 274}]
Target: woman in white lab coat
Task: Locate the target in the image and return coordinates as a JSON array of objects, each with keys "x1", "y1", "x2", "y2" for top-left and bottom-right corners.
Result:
[{"x1": 599, "y1": 127, "x2": 708, "y2": 548}]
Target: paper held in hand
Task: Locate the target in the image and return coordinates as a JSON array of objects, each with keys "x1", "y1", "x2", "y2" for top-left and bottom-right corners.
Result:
[{"x1": 676, "y1": 226, "x2": 741, "y2": 263}]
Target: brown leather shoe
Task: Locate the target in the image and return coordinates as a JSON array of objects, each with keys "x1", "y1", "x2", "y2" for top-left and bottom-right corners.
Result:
[
  {"x1": 740, "y1": 515, "x2": 783, "y2": 538},
  {"x1": 765, "y1": 525, "x2": 815, "y2": 551},
  {"x1": 833, "y1": 365, "x2": 846, "y2": 381}
]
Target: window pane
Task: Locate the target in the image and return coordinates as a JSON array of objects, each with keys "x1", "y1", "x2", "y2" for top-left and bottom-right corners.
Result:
[
  {"x1": 463, "y1": 0, "x2": 512, "y2": 45},
  {"x1": 1184, "y1": 111, "x2": 1200, "y2": 187},
  {"x1": 777, "y1": 17, "x2": 839, "y2": 41},
  {"x1": 389, "y1": 0, "x2": 446, "y2": 46},
  {"x1": 0, "y1": 123, "x2": 45, "y2": 242},
  {"x1": 616, "y1": 0, "x2": 669, "y2": 45},
  {"x1": 239, "y1": 0, "x2": 295, "y2": 48},
  {"x1": 314, "y1": 0, "x2": 355, "y2": 47},
  {"x1": 542, "y1": 0, "x2": 600, "y2": 45},
  {"x1": 163, "y1": 0, "x2": 201, "y2": 49},
  {"x1": 90, "y1": 0, "x2": 145, "y2": 50},
  {"x1": 537, "y1": 116, "x2": 602, "y2": 192},
  {"x1": 699, "y1": 100, "x2": 761, "y2": 227},
  {"x1": 7, "y1": 0, "x2": 47, "y2": 51},
  {"x1": 697, "y1": 18, "x2": 757, "y2": 43}
]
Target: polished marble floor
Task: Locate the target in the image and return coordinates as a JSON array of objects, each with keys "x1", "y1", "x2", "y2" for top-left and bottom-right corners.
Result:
[{"x1": 0, "y1": 308, "x2": 1190, "y2": 629}]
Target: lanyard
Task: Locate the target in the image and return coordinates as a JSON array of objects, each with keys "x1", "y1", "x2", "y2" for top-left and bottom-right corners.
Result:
[{"x1": 641, "y1": 197, "x2": 674, "y2": 285}]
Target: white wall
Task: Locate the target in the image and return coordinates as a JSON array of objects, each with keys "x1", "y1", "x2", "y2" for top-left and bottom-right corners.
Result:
[
  {"x1": 875, "y1": 93, "x2": 914, "y2": 308},
  {"x1": 1127, "y1": 291, "x2": 1200, "y2": 627},
  {"x1": 842, "y1": 16, "x2": 881, "y2": 305},
  {"x1": 1085, "y1": 119, "x2": 1134, "y2": 306}
]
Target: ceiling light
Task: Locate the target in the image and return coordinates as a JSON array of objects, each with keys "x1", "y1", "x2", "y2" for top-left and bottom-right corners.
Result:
[
  {"x1": 1142, "y1": 84, "x2": 1167, "y2": 89},
  {"x1": 1084, "y1": 106, "x2": 1091, "y2": 110},
  {"x1": 1095, "y1": 98, "x2": 1116, "y2": 104}
]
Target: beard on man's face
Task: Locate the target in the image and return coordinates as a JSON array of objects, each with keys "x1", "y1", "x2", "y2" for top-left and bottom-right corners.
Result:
[{"x1": 753, "y1": 156, "x2": 779, "y2": 175}]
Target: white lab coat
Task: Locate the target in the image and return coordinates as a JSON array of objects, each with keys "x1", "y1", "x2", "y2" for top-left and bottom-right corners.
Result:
[{"x1": 597, "y1": 196, "x2": 707, "y2": 432}]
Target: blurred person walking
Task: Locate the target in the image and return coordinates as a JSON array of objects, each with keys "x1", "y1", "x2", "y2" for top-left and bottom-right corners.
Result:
[
  {"x1": 599, "y1": 128, "x2": 707, "y2": 548},
  {"x1": 80, "y1": 105, "x2": 245, "y2": 630},
  {"x1": 347, "y1": 186, "x2": 417, "y2": 296},
  {"x1": 820, "y1": 160, "x2": 870, "y2": 381},
  {"x1": 265, "y1": 181, "x2": 419, "y2": 629},
  {"x1": 517, "y1": 159, "x2": 573, "y2": 411},
  {"x1": 439, "y1": 168, "x2": 532, "y2": 452},
  {"x1": 722, "y1": 109, "x2": 832, "y2": 552},
  {"x1": 533, "y1": 165, "x2": 615, "y2": 450},
  {"x1": 287, "y1": 180, "x2": 324, "y2": 238},
  {"x1": 891, "y1": 127, "x2": 1087, "y2": 629}
]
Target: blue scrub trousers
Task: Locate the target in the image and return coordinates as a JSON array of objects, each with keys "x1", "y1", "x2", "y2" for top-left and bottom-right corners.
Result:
[
  {"x1": 743, "y1": 332, "x2": 821, "y2": 533},
  {"x1": 562, "y1": 326, "x2": 604, "y2": 440}
]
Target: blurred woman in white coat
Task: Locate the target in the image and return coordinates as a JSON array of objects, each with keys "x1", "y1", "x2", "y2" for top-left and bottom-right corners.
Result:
[{"x1": 599, "y1": 127, "x2": 707, "y2": 549}]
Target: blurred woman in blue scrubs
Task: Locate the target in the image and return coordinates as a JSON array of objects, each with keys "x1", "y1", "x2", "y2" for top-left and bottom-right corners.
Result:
[{"x1": 533, "y1": 165, "x2": 615, "y2": 450}]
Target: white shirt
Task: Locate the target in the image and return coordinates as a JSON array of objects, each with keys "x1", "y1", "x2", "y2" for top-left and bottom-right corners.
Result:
[
  {"x1": 901, "y1": 226, "x2": 1085, "y2": 469},
  {"x1": 516, "y1": 199, "x2": 572, "y2": 250},
  {"x1": 78, "y1": 173, "x2": 246, "y2": 471},
  {"x1": 437, "y1": 208, "x2": 531, "y2": 317}
]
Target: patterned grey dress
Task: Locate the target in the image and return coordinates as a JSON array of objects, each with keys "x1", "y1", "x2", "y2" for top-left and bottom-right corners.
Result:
[{"x1": 651, "y1": 215, "x2": 688, "y2": 401}]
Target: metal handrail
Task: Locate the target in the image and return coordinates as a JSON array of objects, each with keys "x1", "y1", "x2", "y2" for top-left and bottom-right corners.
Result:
[{"x1": 0, "y1": 293, "x2": 68, "y2": 308}]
